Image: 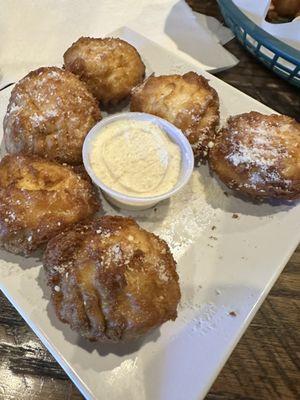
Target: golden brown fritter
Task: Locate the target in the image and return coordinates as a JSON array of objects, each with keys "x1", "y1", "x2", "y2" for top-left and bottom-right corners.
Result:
[
  {"x1": 209, "y1": 112, "x2": 300, "y2": 200},
  {"x1": 43, "y1": 216, "x2": 181, "y2": 342},
  {"x1": 64, "y1": 37, "x2": 145, "y2": 107},
  {"x1": 130, "y1": 72, "x2": 219, "y2": 160},
  {"x1": 4, "y1": 67, "x2": 101, "y2": 165},
  {"x1": 0, "y1": 154, "x2": 101, "y2": 256}
]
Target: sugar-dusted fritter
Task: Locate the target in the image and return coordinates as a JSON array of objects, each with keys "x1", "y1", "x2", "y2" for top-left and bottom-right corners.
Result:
[
  {"x1": 209, "y1": 112, "x2": 300, "y2": 200},
  {"x1": 64, "y1": 37, "x2": 145, "y2": 107},
  {"x1": 130, "y1": 72, "x2": 220, "y2": 160},
  {"x1": 0, "y1": 154, "x2": 101, "y2": 256},
  {"x1": 43, "y1": 216, "x2": 181, "y2": 342},
  {"x1": 4, "y1": 67, "x2": 101, "y2": 165}
]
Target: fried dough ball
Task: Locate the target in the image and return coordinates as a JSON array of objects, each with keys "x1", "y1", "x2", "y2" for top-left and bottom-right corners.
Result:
[
  {"x1": 43, "y1": 216, "x2": 180, "y2": 342},
  {"x1": 272, "y1": 0, "x2": 300, "y2": 17},
  {"x1": 64, "y1": 37, "x2": 145, "y2": 107},
  {"x1": 4, "y1": 67, "x2": 101, "y2": 165},
  {"x1": 0, "y1": 154, "x2": 100, "y2": 256},
  {"x1": 130, "y1": 72, "x2": 220, "y2": 160},
  {"x1": 267, "y1": 0, "x2": 300, "y2": 21},
  {"x1": 209, "y1": 112, "x2": 300, "y2": 200}
]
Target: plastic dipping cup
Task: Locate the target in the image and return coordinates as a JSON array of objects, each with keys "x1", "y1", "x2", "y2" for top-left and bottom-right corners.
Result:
[{"x1": 82, "y1": 112, "x2": 194, "y2": 210}]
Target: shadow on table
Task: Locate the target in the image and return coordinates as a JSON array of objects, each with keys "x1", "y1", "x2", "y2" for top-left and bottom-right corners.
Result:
[
  {"x1": 0, "y1": 248, "x2": 42, "y2": 272},
  {"x1": 0, "y1": 136, "x2": 7, "y2": 159}
]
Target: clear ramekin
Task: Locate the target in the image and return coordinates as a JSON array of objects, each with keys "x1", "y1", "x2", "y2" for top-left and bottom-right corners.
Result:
[{"x1": 82, "y1": 112, "x2": 194, "y2": 210}]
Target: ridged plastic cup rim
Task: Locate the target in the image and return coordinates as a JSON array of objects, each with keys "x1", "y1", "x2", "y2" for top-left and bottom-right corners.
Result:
[{"x1": 82, "y1": 112, "x2": 194, "y2": 205}]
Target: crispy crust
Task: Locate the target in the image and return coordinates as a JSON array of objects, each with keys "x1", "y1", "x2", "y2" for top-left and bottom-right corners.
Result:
[
  {"x1": 64, "y1": 37, "x2": 145, "y2": 106},
  {"x1": 130, "y1": 72, "x2": 220, "y2": 160},
  {"x1": 43, "y1": 216, "x2": 181, "y2": 342},
  {"x1": 0, "y1": 154, "x2": 101, "y2": 256},
  {"x1": 3, "y1": 67, "x2": 101, "y2": 165},
  {"x1": 209, "y1": 112, "x2": 300, "y2": 200}
]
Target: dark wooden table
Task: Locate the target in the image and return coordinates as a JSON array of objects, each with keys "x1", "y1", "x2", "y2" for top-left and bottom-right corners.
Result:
[{"x1": 1, "y1": 1, "x2": 299, "y2": 399}]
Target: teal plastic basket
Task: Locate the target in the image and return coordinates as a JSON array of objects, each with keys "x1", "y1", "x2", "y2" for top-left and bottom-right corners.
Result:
[{"x1": 217, "y1": 0, "x2": 300, "y2": 88}]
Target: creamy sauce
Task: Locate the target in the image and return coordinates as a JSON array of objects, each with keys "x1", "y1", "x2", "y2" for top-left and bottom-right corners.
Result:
[{"x1": 90, "y1": 119, "x2": 181, "y2": 197}]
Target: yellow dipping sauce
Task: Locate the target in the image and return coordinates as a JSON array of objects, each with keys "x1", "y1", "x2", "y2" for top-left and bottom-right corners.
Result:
[{"x1": 90, "y1": 119, "x2": 181, "y2": 197}]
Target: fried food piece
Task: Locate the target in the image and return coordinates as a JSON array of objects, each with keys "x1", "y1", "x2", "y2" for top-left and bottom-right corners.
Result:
[
  {"x1": 272, "y1": 0, "x2": 300, "y2": 17},
  {"x1": 0, "y1": 154, "x2": 100, "y2": 256},
  {"x1": 4, "y1": 67, "x2": 101, "y2": 165},
  {"x1": 130, "y1": 72, "x2": 220, "y2": 160},
  {"x1": 64, "y1": 37, "x2": 145, "y2": 107},
  {"x1": 267, "y1": 0, "x2": 300, "y2": 22},
  {"x1": 43, "y1": 216, "x2": 181, "y2": 342},
  {"x1": 209, "y1": 112, "x2": 300, "y2": 200}
]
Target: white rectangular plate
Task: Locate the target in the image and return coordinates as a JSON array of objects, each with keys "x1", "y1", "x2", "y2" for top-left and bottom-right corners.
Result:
[{"x1": 0, "y1": 27, "x2": 299, "y2": 400}]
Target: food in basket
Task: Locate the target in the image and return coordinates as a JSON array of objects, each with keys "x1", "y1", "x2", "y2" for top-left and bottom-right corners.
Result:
[
  {"x1": 0, "y1": 154, "x2": 100, "y2": 256},
  {"x1": 4, "y1": 67, "x2": 101, "y2": 165},
  {"x1": 209, "y1": 112, "x2": 300, "y2": 200},
  {"x1": 64, "y1": 37, "x2": 145, "y2": 107},
  {"x1": 43, "y1": 216, "x2": 181, "y2": 342},
  {"x1": 267, "y1": 0, "x2": 300, "y2": 22},
  {"x1": 130, "y1": 72, "x2": 219, "y2": 160}
]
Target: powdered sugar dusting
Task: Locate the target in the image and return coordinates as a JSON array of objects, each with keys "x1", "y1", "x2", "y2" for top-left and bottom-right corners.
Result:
[
  {"x1": 102, "y1": 169, "x2": 219, "y2": 260},
  {"x1": 226, "y1": 120, "x2": 288, "y2": 167},
  {"x1": 227, "y1": 135, "x2": 280, "y2": 168},
  {"x1": 156, "y1": 261, "x2": 169, "y2": 282},
  {"x1": 100, "y1": 243, "x2": 134, "y2": 270},
  {"x1": 52, "y1": 260, "x2": 73, "y2": 275},
  {"x1": 30, "y1": 113, "x2": 45, "y2": 126},
  {"x1": 224, "y1": 117, "x2": 293, "y2": 190},
  {"x1": 110, "y1": 244, "x2": 122, "y2": 263},
  {"x1": 4, "y1": 67, "x2": 99, "y2": 149}
]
